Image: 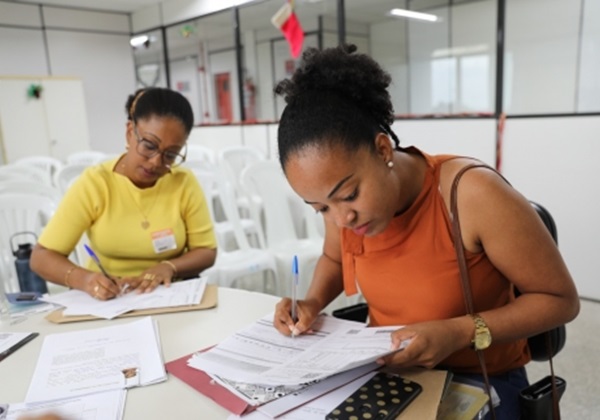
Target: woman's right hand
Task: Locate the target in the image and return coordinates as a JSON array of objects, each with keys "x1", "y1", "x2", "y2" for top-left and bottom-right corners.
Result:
[
  {"x1": 274, "y1": 297, "x2": 321, "y2": 336},
  {"x1": 84, "y1": 271, "x2": 123, "y2": 300}
]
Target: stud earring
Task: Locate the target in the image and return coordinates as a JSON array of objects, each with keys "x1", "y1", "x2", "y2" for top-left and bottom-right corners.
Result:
[
  {"x1": 125, "y1": 144, "x2": 130, "y2": 150},
  {"x1": 387, "y1": 160, "x2": 394, "y2": 168}
]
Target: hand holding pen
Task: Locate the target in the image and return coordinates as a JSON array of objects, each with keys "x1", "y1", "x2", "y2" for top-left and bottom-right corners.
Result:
[{"x1": 84, "y1": 244, "x2": 128, "y2": 299}]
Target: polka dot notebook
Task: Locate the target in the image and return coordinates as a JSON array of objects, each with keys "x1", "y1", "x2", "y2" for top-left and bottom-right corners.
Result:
[{"x1": 325, "y1": 372, "x2": 422, "y2": 420}]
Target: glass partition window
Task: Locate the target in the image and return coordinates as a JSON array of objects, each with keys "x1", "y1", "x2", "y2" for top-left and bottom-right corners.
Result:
[
  {"x1": 504, "y1": 0, "x2": 581, "y2": 114},
  {"x1": 166, "y1": 10, "x2": 236, "y2": 125},
  {"x1": 132, "y1": 29, "x2": 167, "y2": 89}
]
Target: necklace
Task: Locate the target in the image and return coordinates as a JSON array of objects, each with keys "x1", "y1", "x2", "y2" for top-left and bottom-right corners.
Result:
[{"x1": 124, "y1": 181, "x2": 162, "y2": 230}]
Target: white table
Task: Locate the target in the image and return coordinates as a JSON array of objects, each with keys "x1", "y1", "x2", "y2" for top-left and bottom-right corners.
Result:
[{"x1": 0, "y1": 287, "x2": 280, "y2": 419}]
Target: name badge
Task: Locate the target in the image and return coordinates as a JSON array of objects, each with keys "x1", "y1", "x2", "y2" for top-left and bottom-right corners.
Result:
[{"x1": 151, "y1": 228, "x2": 177, "y2": 254}]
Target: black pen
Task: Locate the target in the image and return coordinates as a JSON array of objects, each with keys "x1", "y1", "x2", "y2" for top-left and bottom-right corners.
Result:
[{"x1": 0, "y1": 332, "x2": 39, "y2": 362}]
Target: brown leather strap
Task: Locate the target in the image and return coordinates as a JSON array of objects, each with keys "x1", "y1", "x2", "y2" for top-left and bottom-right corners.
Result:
[
  {"x1": 450, "y1": 163, "x2": 497, "y2": 420},
  {"x1": 450, "y1": 163, "x2": 561, "y2": 420}
]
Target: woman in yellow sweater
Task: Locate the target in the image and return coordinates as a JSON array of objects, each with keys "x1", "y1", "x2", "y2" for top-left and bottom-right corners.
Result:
[{"x1": 31, "y1": 88, "x2": 217, "y2": 300}]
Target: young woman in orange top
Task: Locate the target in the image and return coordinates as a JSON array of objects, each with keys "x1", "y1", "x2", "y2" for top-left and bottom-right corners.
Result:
[{"x1": 272, "y1": 45, "x2": 579, "y2": 419}]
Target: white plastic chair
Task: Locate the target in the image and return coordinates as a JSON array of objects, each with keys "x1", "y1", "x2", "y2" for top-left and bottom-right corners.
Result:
[
  {"x1": 217, "y1": 146, "x2": 266, "y2": 243},
  {"x1": 0, "y1": 193, "x2": 57, "y2": 293},
  {"x1": 53, "y1": 163, "x2": 88, "y2": 194},
  {"x1": 0, "y1": 180, "x2": 62, "y2": 203},
  {"x1": 66, "y1": 150, "x2": 108, "y2": 165},
  {"x1": 13, "y1": 156, "x2": 63, "y2": 186},
  {"x1": 190, "y1": 163, "x2": 265, "y2": 252},
  {"x1": 0, "y1": 164, "x2": 49, "y2": 185},
  {"x1": 184, "y1": 144, "x2": 216, "y2": 166},
  {"x1": 240, "y1": 160, "x2": 323, "y2": 298},
  {"x1": 203, "y1": 179, "x2": 279, "y2": 295}
]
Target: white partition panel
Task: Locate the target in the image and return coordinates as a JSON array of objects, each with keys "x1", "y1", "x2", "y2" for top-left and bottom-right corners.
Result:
[
  {"x1": 393, "y1": 118, "x2": 497, "y2": 166},
  {"x1": 188, "y1": 125, "x2": 243, "y2": 155},
  {"x1": 501, "y1": 116, "x2": 600, "y2": 300},
  {"x1": 241, "y1": 125, "x2": 269, "y2": 157}
]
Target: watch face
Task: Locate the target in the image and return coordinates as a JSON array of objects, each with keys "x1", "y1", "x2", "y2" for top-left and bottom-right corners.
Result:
[{"x1": 475, "y1": 333, "x2": 492, "y2": 350}]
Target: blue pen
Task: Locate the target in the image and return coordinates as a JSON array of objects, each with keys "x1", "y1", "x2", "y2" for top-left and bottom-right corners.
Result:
[
  {"x1": 291, "y1": 255, "x2": 299, "y2": 331},
  {"x1": 83, "y1": 244, "x2": 119, "y2": 289}
]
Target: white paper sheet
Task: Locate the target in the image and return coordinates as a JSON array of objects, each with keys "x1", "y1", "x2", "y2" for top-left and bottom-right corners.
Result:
[
  {"x1": 6, "y1": 389, "x2": 126, "y2": 420},
  {"x1": 189, "y1": 313, "x2": 409, "y2": 386},
  {"x1": 41, "y1": 277, "x2": 206, "y2": 319},
  {"x1": 25, "y1": 316, "x2": 166, "y2": 402}
]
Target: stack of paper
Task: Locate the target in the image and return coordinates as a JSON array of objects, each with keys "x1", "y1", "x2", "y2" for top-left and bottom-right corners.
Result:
[
  {"x1": 2, "y1": 316, "x2": 165, "y2": 420},
  {"x1": 5, "y1": 389, "x2": 126, "y2": 420},
  {"x1": 25, "y1": 316, "x2": 166, "y2": 402},
  {"x1": 188, "y1": 313, "x2": 409, "y2": 386},
  {"x1": 41, "y1": 277, "x2": 207, "y2": 319},
  {"x1": 167, "y1": 313, "x2": 412, "y2": 418}
]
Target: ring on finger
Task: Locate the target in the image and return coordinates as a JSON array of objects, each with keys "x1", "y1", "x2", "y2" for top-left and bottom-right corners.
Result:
[
  {"x1": 94, "y1": 285, "x2": 99, "y2": 293},
  {"x1": 143, "y1": 273, "x2": 156, "y2": 281}
]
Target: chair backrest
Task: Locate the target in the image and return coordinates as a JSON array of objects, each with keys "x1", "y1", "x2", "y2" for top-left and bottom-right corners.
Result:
[
  {"x1": 215, "y1": 175, "x2": 253, "y2": 251},
  {"x1": 240, "y1": 160, "x2": 306, "y2": 247},
  {"x1": 184, "y1": 144, "x2": 216, "y2": 166},
  {"x1": 0, "y1": 180, "x2": 62, "y2": 202},
  {"x1": 0, "y1": 164, "x2": 50, "y2": 185},
  {"x1": 13, "y1": 156, "x2": 63, "y2": 185},
  {"x1": 218, "y1": 146, "x2": 265, "y2": 200},
  {"x1": 53, "y1": 163, "x2": 88, "y2": 194},
  {"x1": 66, "y1": 150, "x2": 108, "y2": 165},
  {"x1": 0, "y1": 193, "x2": 57, "y2": 293}
]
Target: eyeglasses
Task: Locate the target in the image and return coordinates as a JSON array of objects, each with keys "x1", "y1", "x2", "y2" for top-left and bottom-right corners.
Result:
[{"x1": 133, "y1": 127, "x2": 187, "y2": 168}]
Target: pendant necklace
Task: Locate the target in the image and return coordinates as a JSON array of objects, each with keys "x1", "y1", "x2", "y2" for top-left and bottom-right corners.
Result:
[
  {"x1": 125, "y1": 181, "x2": 161, "y2": 230},
  {"x1": 118, "y1": 156, "x2": 161, "y2": 230}
]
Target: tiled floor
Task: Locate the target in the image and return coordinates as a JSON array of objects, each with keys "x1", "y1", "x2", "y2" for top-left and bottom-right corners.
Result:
[{"x1": 526, "y1": 298, "x2": 600, "y2": 419}]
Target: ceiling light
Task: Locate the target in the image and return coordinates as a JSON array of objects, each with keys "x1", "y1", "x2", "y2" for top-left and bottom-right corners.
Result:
[
  {"x1": 389, "y1": 8, "x2": 438, "y2": 22},
  {"x1": 130, "y1": 35, "x2": 149, "y2": 48}
]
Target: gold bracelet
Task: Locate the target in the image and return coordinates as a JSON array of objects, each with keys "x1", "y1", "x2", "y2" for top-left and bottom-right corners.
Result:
[
  {"x1": 160, "y1": 260, "x2": 178, "y2": 276},
  {"x1": 64, "y1": 267, "x2": 76, "y2": 288}
]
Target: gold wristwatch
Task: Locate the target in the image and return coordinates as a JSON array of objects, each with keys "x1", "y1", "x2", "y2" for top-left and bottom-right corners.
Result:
[{"x1": 470, "y1": 314, "x2": 492, "y2": 350}]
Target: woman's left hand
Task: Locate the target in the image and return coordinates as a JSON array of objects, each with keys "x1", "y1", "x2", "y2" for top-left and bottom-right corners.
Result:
[
  {"x1": 132, "y1": 263, "x2": 176, "y2": 294},
  {"x1": 377, "y1": 318, "x2": 470, "y2": 370}
]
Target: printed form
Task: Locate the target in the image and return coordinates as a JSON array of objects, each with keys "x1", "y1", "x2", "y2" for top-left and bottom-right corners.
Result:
[
  {"x1": 25, "y1": 316, "x2": 165, "y2": 402},
  {"x1": 41, "y1": 277, "x2": 207, "y2": 319},
  {"x1": 5, "y1": 389, "x2": 126, "y2": 420},
  {"x1": 188, "y1": 313, "x2": 409, "y2": 386}
]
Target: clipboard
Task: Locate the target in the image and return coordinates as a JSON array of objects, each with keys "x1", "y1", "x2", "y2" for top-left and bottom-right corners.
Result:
[{"x1": 44, "y1": 284, "x2": 218, "y2": 324}]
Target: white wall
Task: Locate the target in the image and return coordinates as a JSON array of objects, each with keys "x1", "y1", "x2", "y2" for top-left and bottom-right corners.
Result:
[
  {"x1": 0, "y1": 2, "x2": 136, "y2": 157},
  {"x1": 502, "y1": 116, "x2": 600, "y2": 301}
]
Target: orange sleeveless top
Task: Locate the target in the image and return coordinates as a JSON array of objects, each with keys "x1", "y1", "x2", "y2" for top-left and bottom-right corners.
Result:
[{"x1": 340, "y1": 148, "x2": 530, "y2": 375}]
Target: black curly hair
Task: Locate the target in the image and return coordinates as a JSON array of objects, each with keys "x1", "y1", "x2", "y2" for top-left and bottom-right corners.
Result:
[
  {"x1": 125, "y1": 87, "x2": 194, "y2": 135},
  {"x1": 274, "y1": 44, "x2": 400, "y2": 170}
]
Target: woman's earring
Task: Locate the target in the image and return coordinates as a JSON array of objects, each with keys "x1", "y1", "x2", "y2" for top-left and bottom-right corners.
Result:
[
  {"x1": 387, "y1": 160, "x2": 394, "y2": 168},
  {"x1": 125, "y1": 144, "x2": 130, "y2": 150}
]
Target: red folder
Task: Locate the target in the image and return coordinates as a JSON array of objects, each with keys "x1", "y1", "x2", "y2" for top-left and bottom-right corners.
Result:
[{"x1": 165, "y1": 352, "x2": 255, "y2": 416}]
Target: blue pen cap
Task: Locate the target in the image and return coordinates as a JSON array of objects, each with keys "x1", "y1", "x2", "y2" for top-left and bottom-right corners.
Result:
[{"x1": 292, "y1": 255, "x2": 299, "y2": 275}]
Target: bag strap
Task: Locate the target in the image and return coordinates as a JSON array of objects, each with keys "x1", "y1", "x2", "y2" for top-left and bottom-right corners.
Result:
[
  {"x1": 450, "y1": 163, "x2": 561, "y2": 420},
  {"x1": 449, "y1": 163, "x2": 497, "y2": 420},
  {"x1": 547, "y1": 332, "x2": 561, "y2": 420}
]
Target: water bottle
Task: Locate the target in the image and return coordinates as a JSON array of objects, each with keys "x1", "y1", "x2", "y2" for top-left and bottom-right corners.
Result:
[{"x1": 10, "y1": 232, "x2": 49, "y2": 294}]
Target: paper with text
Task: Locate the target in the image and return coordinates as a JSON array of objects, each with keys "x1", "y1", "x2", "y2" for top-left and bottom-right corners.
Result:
[
  {"x1": 189, "y1": 313, "x2": 409, "y2": 386},
  {"x1": 6, "y1": 389, "x2": 126, "y2": 420},
  {"x1": 41, "y1": 277, "x2": 206, "y2": 319},
  {"x1": 25, "y1": 316, "x2": 165, "y2": 402}
]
